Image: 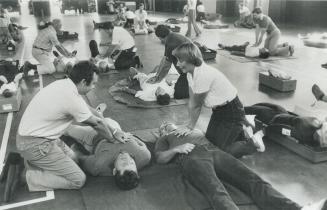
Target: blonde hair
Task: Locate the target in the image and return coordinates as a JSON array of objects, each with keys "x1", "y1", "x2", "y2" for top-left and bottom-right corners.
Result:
[{"x1": 172, "y1": 43, "x2": 203, "y2": 66}]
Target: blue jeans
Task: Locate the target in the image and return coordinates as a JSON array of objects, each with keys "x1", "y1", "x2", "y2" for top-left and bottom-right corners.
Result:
[
  {"x1": 205, "y1": 96, "x2": 256, "y2": 158},
  {"x1": 178, "y1": 145, "x2": 301, "y2": 210}
]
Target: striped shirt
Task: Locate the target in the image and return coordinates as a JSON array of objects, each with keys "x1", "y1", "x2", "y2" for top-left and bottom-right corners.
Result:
[{"x1": 33, "y1": 25, "x2": 60, "y2": 51}]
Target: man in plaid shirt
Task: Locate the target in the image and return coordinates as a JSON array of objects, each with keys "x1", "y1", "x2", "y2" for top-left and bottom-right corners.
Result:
[{"x1": 22, "y1": 19, "x2": 75, "y2": 75}]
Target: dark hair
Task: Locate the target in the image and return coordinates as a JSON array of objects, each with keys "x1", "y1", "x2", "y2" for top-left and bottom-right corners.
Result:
[
  {"x1": 38, "y1": 21, "x2": 52, "y2": 30},
  {"x1": 156, "y1": 93, "x2": 171, "y2": 105},
  {"x1": 99, "y1": 21, "x2": 114, "y2": 30},
  {"x1": 252, "y1": 7, "x2": 262, "y2": 14},
  {"x1": 139, "y1": 3, "x2": 144, "y2": 7},
  {"x1": 114, "y1": 170, "x2": 140, "y2": 190},
  {"x1": 68, "y1": 60, "x2": 99, "y2": 85},
  {"x1": 172, "y1": 43, "x2": 203, "y2": 67},
  {"x1": 259, "y1": 51, "x2": 270, "y2": 59},
  {"x1": 155, "y1": 25, "x2": 170, "y2": 39}
]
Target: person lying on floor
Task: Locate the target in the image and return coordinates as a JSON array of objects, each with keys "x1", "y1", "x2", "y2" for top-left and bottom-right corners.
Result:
[
  {"x1": 118, "y1": 67, "x2": 175, "y2": 105},
  {"x1": 245, "y1": 103, "x2": 327, "y2": 148},
  {"x1": 14, "y1": 61, "x2": 133, "y2": 193},
  {"x1": 64, "y1": 116, "x2": 151, "y2": 190},
  {"x1": 0, "y1": 59, "x2": 23, "y2": 97},
  {"x1": 218, "y1": 42, "x2": 271, "y2": 59},
  {"x1": 155, "y1": 122, "x2": 327, "y2": 210},
  {"x1": 146, "y1": 25, "x2": 192, "y2": 99},
  {"x1": 93, "y1": 22, "x2": 142, "y2": 70}
]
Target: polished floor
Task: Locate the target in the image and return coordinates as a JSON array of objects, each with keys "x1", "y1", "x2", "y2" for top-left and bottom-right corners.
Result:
[{"x1": 0, "y1": 1, "x2": 327, "y2": 209}]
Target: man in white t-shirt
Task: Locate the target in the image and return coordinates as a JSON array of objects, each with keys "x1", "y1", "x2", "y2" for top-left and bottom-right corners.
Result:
[
  {"x1": 97, "y1": 22, "x2": 140, "y2": 70},
  {"x1": 15, "y1": 61, "x2": 132, "y2": 192},
  {"x1": 120, "y1": 67, "x2": 175, "y2": 105}
]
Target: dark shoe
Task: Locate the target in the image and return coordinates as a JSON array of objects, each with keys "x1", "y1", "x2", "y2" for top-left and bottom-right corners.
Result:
[
  {"x1": 218, "y1": 43, "x2": 224, "y2": 49},
  {"x1": 2, "y1": 152, "x2": 25, "y2": 203},
  {"x1": 289, "y1": 45, "x2": 295, "y2": 56},
  {"x1": 20, "y1": 61, "x2": 32, "y2": 77},
  {"x1": 72, "y1": 50, "x2": 77, "y2": 56},
  {"x1": 134, "y1": 56, "x2": 143, "y2": 68},
  {"x1": 89, "y1": 40, "x2": 99, "y2": 58},
  {"x1": 53, "y1": 50, "x2": 60, "y2": 57},
  {"x1": 312, "y1": 84, "x2": 325, "y2": 101}
]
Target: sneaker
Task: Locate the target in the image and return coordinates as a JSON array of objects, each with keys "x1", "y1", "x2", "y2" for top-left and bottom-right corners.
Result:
[
  {"x1": 302, "y1": 199, "x2": 327, "y2": 210},
  {"x1": 252, "y1": 130, "x2": 265, "y2": 152},
  {"x1": 243, "y1": 125, "x2": 254, "y2": 139},
  {"x1": 312, "y1": 84, "x2": 325, "y2": 101}
]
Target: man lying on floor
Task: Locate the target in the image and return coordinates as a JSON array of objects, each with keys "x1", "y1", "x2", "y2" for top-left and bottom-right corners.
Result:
[
  {"x1": 245, "y1": 103, "x2": 327, "y2": 148},
  {"x1": 218, "y1": 41, "x2": 293, "y2": 58},
  {"x1": 154, "y1": 122, "x2": 327, "y2": 210},
  {"x1": 118, "y1": 67, "x2": 175, "y2": 105},
  {"x1": 64, "y1": 117, "x2": 151, "y2": 190},
  {"x1": 14, "y1": 61, "x2": 132, "y2": 193}
]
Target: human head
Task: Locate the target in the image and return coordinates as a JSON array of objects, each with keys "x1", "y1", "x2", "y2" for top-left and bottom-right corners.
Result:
[
  {"x1": 252, "y1": 7, "x2": 263, "y2": 19},
  {"x1": 155, "y1": 25, "x2": 171, "y2": 43},
  {"x1": 113, "y1": 151, "x2": 140, "y2": 190},
  {"x1": 139, "y1": 3, "x2": 144, "y2": 10},
  {"x1": 159, "y1": 122, "x2": 178, "y2": 137},
  {"x1": 172, "y1": 42, "x2": 203, "y2": 73},
  {"x1": 52, "y1": 19, "x2": 62, "y2": 32},
  {"x1": 68, "y1": 60, "x2": 99, "y2": 95},
  {"x1": 99, "y1": 21, "x2": 114, "y2": 35},
  {"x1": 155, "y1": 87, "x2": 171, "y2": 105},
  {"x1": 259, "y1": 48, "x2": 270, "y2": 59},
  {"x1": 239, "y1": 3, "x2": 244, "y2": 9}
]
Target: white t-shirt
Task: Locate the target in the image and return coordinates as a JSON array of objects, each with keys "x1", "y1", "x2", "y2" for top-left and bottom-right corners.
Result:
[
  {"x1": 18, "y1": 78, "x2": 92, "y2": 139},
  {"x1": 245, "y1": 46, "x2": 260, "y2": 57},
  {"x1": 125, "y1": 10, "x2": 135, "y2": 19},
  {"x1": 187, "y1": 63, "x2": 237, "y2": 108},
  {"x1": 134, "y1": 73, "x2": 174, "y2": 101},
  {"x1": 112, "y1": 27, "x2": 135, "y2": 50},
  {"x1": 239, "y1": 6, "x2": 251, "y2": 16},
  {"x1": 135, "y1": 9, "x2": 147, "y2": 21},
  {"x1": 188, "y1": 0, "x2": 197, "y2": 10},
  {"x1": 197, "y1": 5, "x2": 205, "y2": 13}
]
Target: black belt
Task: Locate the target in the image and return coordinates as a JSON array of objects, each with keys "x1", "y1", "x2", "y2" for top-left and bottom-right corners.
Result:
[{"x1": 33, "y1": 45, "x2": 50, "y2": 52}]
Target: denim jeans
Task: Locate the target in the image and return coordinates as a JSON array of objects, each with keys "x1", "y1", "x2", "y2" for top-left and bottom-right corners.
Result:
[
  {"x1": 16, "y1": 135, "x2": 86, "y2": 192},
  {"x1": 178, "y1": 145, "x2": 301, "y2": 210},
  {"x1": 206, "y1": 96, "x2": 256, "y2": 158}
]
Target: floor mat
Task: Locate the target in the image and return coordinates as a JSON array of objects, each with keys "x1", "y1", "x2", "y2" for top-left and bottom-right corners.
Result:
[
  {"x1": 217, "y1": 49, "x2": 297, "y2": 63},
  {"x1": 81, "y1": 164, "x2": 257, "y2": 210},
  {"x1": 108, "y1": 79, "x2": 188, "y2": 108}
]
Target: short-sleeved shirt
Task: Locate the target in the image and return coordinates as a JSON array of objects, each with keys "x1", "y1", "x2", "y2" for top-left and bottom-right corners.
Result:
[
  {"x1": 254, "y1": 15, "x2": 278, "y2": 34},
  {"x1": 239, "y1": 6, "x2": 250, "y2": 16},
  {"x1": 165, "y1": 32, "x2": 191, "y2": 73},
  {"x1": 187, "y1": 63, "x2": 237, "y2": 108},
  {"x1": 197, "y1": 5, "x2": 205, "y2": 13},
  {"x1": 135, "y1": 9, "x2": 147, "y2": 21},
  {"x1": 33, "y1": 25, "x2": 60, "y2": 51},
  {"x1": 18, "y1": 78, "x2": 92, "y2": 139},
  {"x1": 245, "y1": 45, "x2": 259, "y2": 57},
  {"x1": 187, "y1": 0, "x2": 197, "y2": 10},
  {"x1": 112, "y1": 27, "x2": 135, "y2": 50},
  {"x1": 125, "y1": 10, "x2": 135, "y2": 19},
  {"x1": 155, "y1": 129, "x2": 209, "y2": 153}
]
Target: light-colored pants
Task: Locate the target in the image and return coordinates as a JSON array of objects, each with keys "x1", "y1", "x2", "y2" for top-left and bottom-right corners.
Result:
[
  {"x1": 264, "y1": 30, "x2": 289, "y2": 56},
  {"x1": 17, "y1": 135, "x2": 86, "y2": 192},
  {"x1": 32, "y1": 48, "x2": 56, "y2": 75},
  {"x1": 186, "y1": 9, "x2": 201, "y2": 36}
]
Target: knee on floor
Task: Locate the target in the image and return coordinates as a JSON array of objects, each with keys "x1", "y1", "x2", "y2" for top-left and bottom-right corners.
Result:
[{"x1": 70, "y1": 171, "x2": 86, "y2": 189}]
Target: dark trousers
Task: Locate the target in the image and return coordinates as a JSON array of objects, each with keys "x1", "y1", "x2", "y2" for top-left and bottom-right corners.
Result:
[
  {"x1": 223, "y1": 45, "x2": 246, "y2": 53},
  {"x1": 245, "y1": 103, "x2": 320, "y2": 146},
  {"x1": 174, "y1": 73, "x2": 189, "y2": 99},
  {"x1": 179, "y1": 145, "x2": 301, "y2": 210},
  {"x1": 124, "y1": 19, "x2": 134, "y2": 29},
  {"x1": 114, "y1": 48, "x2": 136, "y2": 70},
  {"x1": 205, "y1": 97, "x2": 256, "y2": 158}
]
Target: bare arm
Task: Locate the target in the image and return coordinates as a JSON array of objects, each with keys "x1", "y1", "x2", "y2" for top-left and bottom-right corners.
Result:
[
  {"x1": 147, "y1": 57, "x2": 172, "y2": 84},
  {"x1": 55, "y1": 44, "x2": 72, "y2": 57},
  {"x1": 187, "y1": 90, "x2": 206, "y2": 129},
  {"x1": 156, "y1": 142, "x2": 195, "y2": 164},
  {"x1": 82, "y1": 115, "x2": 114, "y2": 142},
  {"x1": 121, "y1": 87, "x2": 137, "y2": 95}
]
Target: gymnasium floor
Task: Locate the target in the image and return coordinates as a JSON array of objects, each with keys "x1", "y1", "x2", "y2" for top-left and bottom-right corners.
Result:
[{"x1": 0, "y1": 1, "x2": 327, "y2": 209}]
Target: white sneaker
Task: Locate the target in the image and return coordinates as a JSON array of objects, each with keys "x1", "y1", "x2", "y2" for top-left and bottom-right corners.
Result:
[
  {"x1": 243, "y1": 125, "x2": 254, "y2": 139},
  {"x1": 302, "y1": 199, "x2": 327, "y2": 210},
  {"x1": 252, "y1": 130, "x2": 265, "y2": 152}
]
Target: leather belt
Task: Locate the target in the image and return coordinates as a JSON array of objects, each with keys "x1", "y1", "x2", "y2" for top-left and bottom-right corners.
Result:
[{"x1": 33, "y1": 45, "x2": 51, "y2": 52}]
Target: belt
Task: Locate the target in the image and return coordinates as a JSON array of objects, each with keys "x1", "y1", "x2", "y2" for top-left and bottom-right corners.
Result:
[
  {"x1": 211, "y1": 96, "x2": 237, "y2": 110},
  {"x1": 33, "y1": 45, "x2": 51, "y2": 52}
]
